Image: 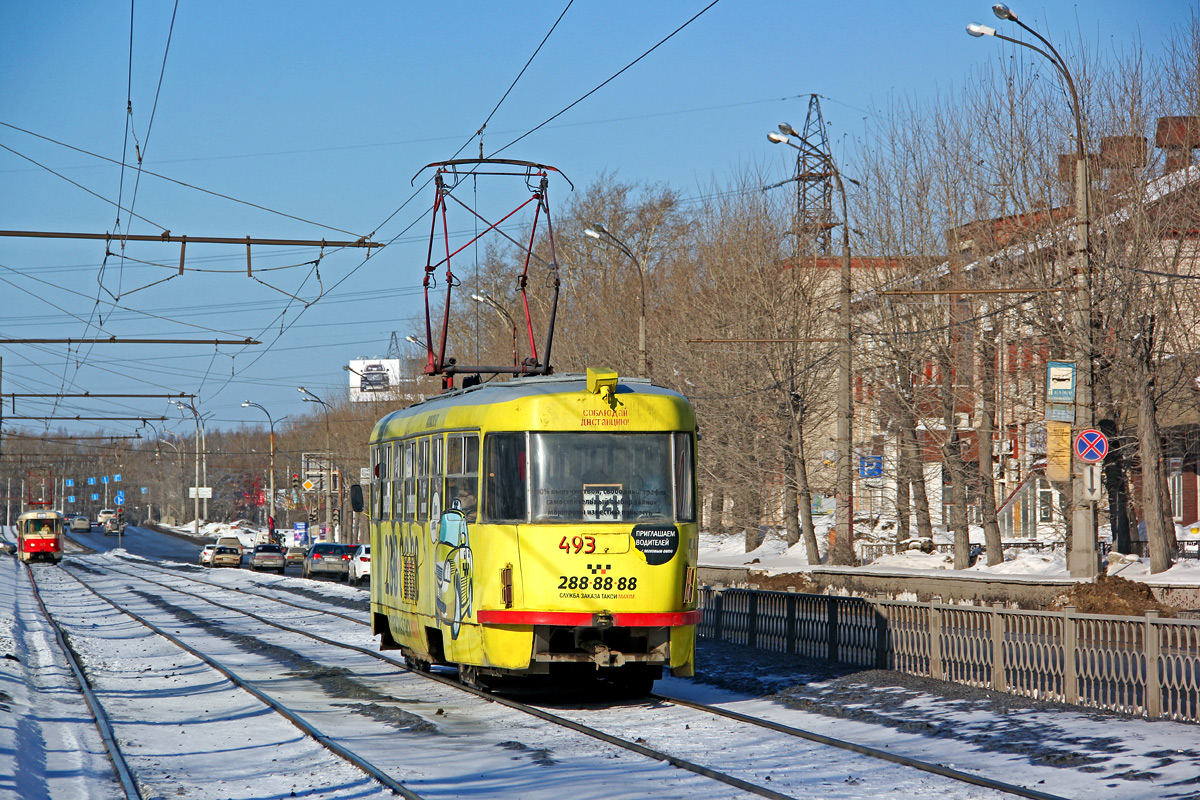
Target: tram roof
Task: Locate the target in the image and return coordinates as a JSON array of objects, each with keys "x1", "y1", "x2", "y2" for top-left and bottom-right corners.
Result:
[{"x1": 370, "y1": 372, "x2": 691, "y2": 438}]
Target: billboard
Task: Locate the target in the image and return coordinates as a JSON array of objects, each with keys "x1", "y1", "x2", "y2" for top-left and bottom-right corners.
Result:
[{"x1": 347, "y1": 358, "x2": 403, "y2": 402}]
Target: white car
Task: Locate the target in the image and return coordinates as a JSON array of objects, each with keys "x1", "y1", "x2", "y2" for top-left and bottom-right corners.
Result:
[
  {"x1": 347, "y1": 544, "x2": 371, "y2": 586},
  {"x1": 70, "y1": 515, "x2": 91, "y2": 532},
  {"x1": 96, "y1": 509, "x2": 117, "y2": 524},
  {"x1": 199, "y1": 544, "x2": 216, "y2": 567}
]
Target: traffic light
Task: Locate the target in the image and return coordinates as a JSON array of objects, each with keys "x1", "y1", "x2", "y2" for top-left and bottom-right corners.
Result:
[{"x1": 292, "y1": 474, "x2": 300, "y2": 492}]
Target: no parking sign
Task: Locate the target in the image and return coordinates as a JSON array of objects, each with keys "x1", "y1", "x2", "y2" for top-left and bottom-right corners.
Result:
[{"x1": 1074, "y1": 429, "x2": 1108, "y2": 463}]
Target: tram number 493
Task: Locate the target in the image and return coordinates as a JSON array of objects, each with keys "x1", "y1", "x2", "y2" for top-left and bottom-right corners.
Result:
[{"x1": 559, "y1": 535, "x2": 596, "y2": 554}]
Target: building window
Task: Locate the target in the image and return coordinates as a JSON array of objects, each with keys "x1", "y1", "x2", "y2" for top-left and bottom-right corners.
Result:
[
  {"x1": 1038, "y1": 479, "x2": 1054, "y2": 523},
  {"x1": 1169, "y1": 470, "x2": 1184, "y2": 522}
]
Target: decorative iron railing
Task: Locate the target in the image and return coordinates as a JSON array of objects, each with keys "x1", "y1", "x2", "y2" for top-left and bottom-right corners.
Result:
[{"x1": 698, "y1": 587, "x2": 1200, "y2": 722}]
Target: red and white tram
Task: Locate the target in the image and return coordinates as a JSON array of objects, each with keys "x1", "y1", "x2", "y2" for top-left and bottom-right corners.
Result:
[{"x1": 15, "y1": 510, "x2": 64, "y2": 564}]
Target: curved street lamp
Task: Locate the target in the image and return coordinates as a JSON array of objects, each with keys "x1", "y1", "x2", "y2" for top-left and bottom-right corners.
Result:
[
  {"x1": 242, "y1": 401, "x2": 284, "y2": 540},
  {"x1": 584, "y1": 223, "x2": 649, "y2": 377},
  {"x1": 967, "y1": 2, "x2": 1095, "y2": 577},
  {"x1": 172, "y1": 399, "x2": 202, "y2": 538}
]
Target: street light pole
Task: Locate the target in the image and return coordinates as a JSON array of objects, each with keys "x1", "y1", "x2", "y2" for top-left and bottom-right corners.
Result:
[
  {"x1": 298, "y1": 387, "x2": 334, "y2": 542},
  {"x1": 584, "y1": 224, "x2": 649, "y2": 378},
  {"x1": 172, "y1": 400, "x2": 202, "y2": 538},
  {"x1": 968, "y1": 3, "x2": 1095, "y2": 578},
  {"x1": 243, "y1": 401, "x2": 283, "y2": 541},
  {"x1": 768, "y1": 129, "x2": 855, "y2": 565}
]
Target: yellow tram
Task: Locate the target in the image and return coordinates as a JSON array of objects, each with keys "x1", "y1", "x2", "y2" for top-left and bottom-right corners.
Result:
[
  {"x1": 15, "y1": 509, "x2": 65, "y2": 564},
  {"x1": 356, "y1": 368, "x2": 699, "y2": 692}
]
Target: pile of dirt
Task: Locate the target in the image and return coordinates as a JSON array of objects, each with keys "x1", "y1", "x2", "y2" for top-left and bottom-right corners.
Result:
[
  {"x1": 745, "y1": 571, "x2": 817, "y2": 592},
  {"x1": 1054, "y1": 572, "x2": 1179, "y2": 618}
]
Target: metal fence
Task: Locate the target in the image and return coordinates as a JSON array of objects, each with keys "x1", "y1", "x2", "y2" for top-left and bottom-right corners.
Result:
[{"x1": 698, "y1": 587, "x2": 1200, "y2": 722}]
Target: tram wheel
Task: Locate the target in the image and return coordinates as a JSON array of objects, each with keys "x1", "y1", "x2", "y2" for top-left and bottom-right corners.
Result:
[{"x1": 458, "y1": 664, "x2": 486, "y2": 690}]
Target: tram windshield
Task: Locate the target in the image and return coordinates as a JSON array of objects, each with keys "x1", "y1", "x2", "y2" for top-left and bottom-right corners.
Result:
[
  {"x1": 21, "y1": 519, "x2": 60, "y2": 536},
  {"x1": 489, "y1": 432, "x2": 694, "y2": 524}
]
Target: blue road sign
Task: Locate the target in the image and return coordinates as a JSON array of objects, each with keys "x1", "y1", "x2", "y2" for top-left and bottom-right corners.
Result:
[
  {"x1": 115, "y1": 491, "x2": 125, "y2": 506},
  {"x1": 88, "y1": 477, "x2": 96, "y2": 485},
  {"x1": 68, "y1": 495, "x2": 75, "y2": 503},
  {"x1": 114, "y1": 474, "x2": 122, "y2": 482},
  {"x1": 65, "y1": 479, "x2": 74, "y2": 487},
  {"x1": 859, "y1": 455, "x2": 883, "y2": 478}
]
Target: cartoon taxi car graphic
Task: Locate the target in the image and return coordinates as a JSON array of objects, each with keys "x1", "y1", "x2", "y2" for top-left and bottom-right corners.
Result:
[{"x1": 434, "y1": 502, "x2": 474, "y2": 639}]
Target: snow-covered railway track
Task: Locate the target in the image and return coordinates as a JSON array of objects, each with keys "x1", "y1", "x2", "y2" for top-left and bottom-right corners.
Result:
[
  {"x1": 58, "y1": 560, "x2": 806, "y2": 799},
  {"x1": 69, "y1": 555, "x2": 1055, "y2": 800},
  {"x1": 37, "y1": 564, "x2": 418, "y2": 800},
  {"x1": 13, "y1": 560, "x2": 140, "y2": 800}
]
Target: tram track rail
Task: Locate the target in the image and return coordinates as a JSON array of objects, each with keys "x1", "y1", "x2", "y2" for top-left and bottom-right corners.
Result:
[
  {"x1": 19, "y1": 561, "x2": 142, "y2": 800},
  {"x1": 74, "y1": 554, "x2": 1070, "y2": 800},
  {"x1": 42, "y1": 564, "x2": 424, "y2": 800}
]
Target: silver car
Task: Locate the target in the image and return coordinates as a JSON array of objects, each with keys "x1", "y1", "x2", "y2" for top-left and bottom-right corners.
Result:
[
  {"x1": 248, "y1": 544, "x2": 286, "y2": 573},
  {"x1": 302, "y1": 543, "x2": 352, "y2": 579}
]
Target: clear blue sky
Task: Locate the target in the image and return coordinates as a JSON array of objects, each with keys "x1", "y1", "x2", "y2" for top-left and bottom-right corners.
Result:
[{"x1": 0, "y1": 1, "x2": 1191, "y2": 441}]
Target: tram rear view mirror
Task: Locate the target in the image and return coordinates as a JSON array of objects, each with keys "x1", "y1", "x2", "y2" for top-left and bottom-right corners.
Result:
[{"x1": 350, "y1": 484, "x2": 364, "y2": 513}]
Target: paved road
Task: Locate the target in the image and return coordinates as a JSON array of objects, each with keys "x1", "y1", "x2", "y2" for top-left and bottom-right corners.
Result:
[{"x1": 67, "y1": 523, "x2": 203, "y2": 564}]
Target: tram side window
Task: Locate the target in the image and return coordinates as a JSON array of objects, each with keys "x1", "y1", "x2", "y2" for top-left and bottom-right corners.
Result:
[
  {"x1": 417, "y1": 437, "x2": 430, "y2": 520},
  {"x1": 446, "y1": 432, "x2": 479, "y2": 522},
  {"x1": 391, "y1": 441, "x2": 403, "y2": 519},
  {"x1": 674, "y1": 432, "x2": 696, "y2": 522},
  {"x1": 484, "y1": 432, "x2": 526, "y2": 522},
  {"x1": 404, "y1": 441, "x2": 416, "y2": 520},
  {"x1": 379, "y1": 444, "x2": 392, "y2": 521},
  {"x1": 370, "y1": 445, "x2": 383, "y2": 520},
  {"x1": 431, "y1": 435, "x2": 443, "y2": 519}
]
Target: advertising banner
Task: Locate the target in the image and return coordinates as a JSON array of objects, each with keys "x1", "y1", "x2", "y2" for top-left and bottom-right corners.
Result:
[{"x1": 1046, "y1": 421, "x2": 1072, "y2": 482}]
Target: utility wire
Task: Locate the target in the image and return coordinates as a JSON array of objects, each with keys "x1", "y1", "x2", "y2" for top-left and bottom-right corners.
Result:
[
  {"x1": 490, "y1": 0, "x2": 724, "y2": 157},
  {"x1": 0, "y1": 124, "x2": 365, "y2": 237}
]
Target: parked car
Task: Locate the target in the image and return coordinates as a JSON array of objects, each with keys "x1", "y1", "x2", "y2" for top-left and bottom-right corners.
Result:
[
  {"x1": 103, "y1": 517, "x2": 124, "y2": 536},
  {"x1": 70, "y1": 515, "x2": 91, "y2": 532},
  {"x1": 211, "y1": 546, "x2": 242, "y2": 568},
  {"x1": 347, "y1": 544, "x2": 371, "y2": 586},
  {"x1": 248, "y1": 543, "x2": 286, "y2": 573},
  {"x1": 302, "y1": 543, "x2": 353, "y2": 579},
  {"x1": 285, "y1": 546, "x2": 307, "y2": 567},
  {"x1": 215, "y1": 536, "x2": 245, "y2": 564},
  {"x1": 96, "y1": 509, "x2": 117, "y2": 524},
  {"x1": 199, "y1": 544, "x2": 216, "y2": 566}
]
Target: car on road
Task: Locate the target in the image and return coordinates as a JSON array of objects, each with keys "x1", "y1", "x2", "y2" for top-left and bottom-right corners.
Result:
[
  {"x1": 103, "y1": 517, "x2": 124, "y2": 536},
  {"x1": 70, "y1": 515, "x2": 91, "y2": 532},
  {"x1": 302, "y1": 543, "x2": 352, "y2": 579},
  {"x1": 285, "y1": 546, "x2": 307, "y2": 567},
  {"x1": 347, "y1": 544, "x2": 371, "y2": 586},
  {"x1": 248, "y1": 543, "x2": 286, "y2": 573},
  {"x1": 96, "y1": 509, "x2": 117, "y2": 524},
  {"x1": 211, "y1": 546, "x2": 241, "y2": 568},
  {"x1": 199, "y1": 544, "x2": 216, "y2": 566}
]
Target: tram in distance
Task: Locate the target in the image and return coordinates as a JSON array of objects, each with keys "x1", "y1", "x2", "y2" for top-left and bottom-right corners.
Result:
[
  {"x1": 14, "y1": 509, "x2": 64, "y2": 564},
  {"x1": 352, "y1": 367, "x2": 699, "y2": 692}
]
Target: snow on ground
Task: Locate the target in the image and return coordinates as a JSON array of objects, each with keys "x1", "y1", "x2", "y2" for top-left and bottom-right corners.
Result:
[{"x1": 699, "y1": 514, "x2": 1200, "y2": 586}]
